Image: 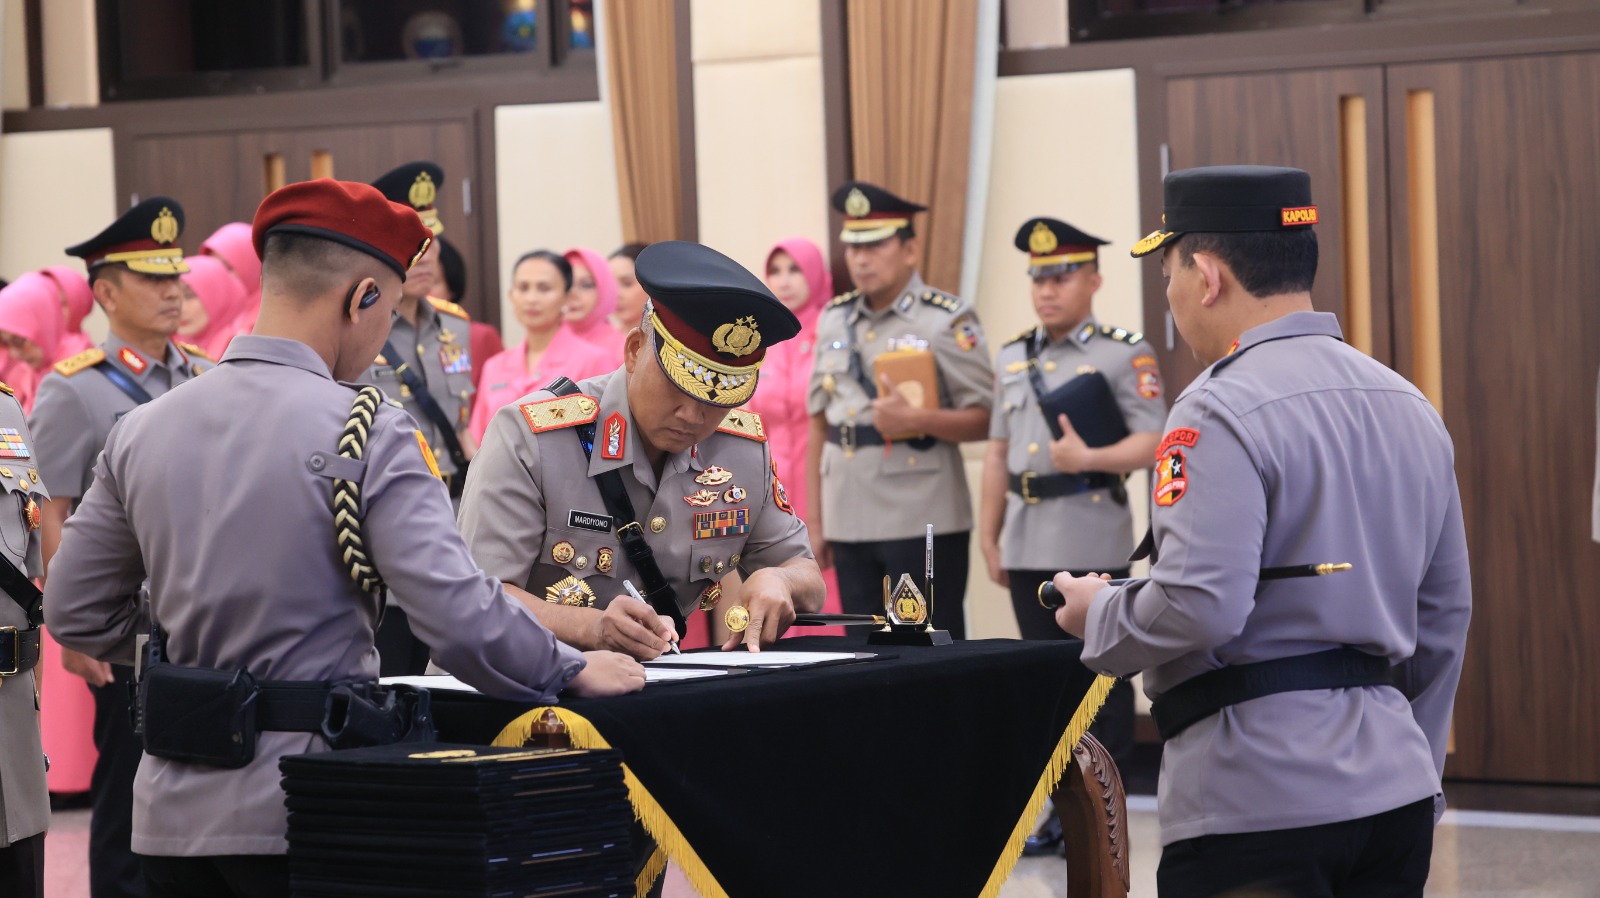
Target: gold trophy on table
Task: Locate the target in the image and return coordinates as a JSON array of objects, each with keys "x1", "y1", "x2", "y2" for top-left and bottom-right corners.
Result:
[{"x1": 866, "y1": 524, "x2": 952, "y2": 646}]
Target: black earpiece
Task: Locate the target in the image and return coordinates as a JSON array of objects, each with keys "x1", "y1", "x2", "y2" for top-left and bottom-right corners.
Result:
[{"x1": 346, "y1": 280, "x2": 381, "y2": 312}]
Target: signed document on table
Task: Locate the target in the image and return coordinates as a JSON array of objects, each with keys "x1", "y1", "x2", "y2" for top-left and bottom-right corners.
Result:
[
  {"x1": 643, "y1": 650, "x2": 876, "y2": 669},
  {"x1": 382, "y1": 669, "x2": 733, "y2": 690}
]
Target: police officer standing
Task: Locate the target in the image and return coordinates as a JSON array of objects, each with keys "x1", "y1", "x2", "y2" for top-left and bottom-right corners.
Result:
[
  {"x1": 1052, "y1": 166, "x2": 1471, "y2": 896},
  {"x1": 44, "y1": 179, "x2": 643, "y2": 898},
  {"x1": 807, "y1": 182, "x2": 993, "y2": 637},
  {"x1": 459, "y1": 241, "x2": 824, "y2": 658},
  {"x1": 32, "y1": 197, "x2": 212, "y2": 898},
  {"x1": 979, "y1": 217, "x2": 1165, "y2": 855},
  {"x1": 0, "y1": 384, "x2": 50, "y2": 898}
]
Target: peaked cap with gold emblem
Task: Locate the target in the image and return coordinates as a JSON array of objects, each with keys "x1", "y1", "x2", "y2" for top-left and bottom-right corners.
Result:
[
  {"x1": 1014, "y1": 217, "x2": 1109, "y2": 278},
  {"x1": 1132, "y1": 165, "x2": 1317, "y2": 258},
  {"x1": 636, "y1": 240, "x2": 802, "y2": 408},
  {"x1": 830, "y1": 180, "x2": 926, "y2": 245},
  {"x1": 66, "y1": 196, "x2": 189, "y2": 275},
  {"x1": 371, "y1": 161, "x2": 445, "y2": 236}
]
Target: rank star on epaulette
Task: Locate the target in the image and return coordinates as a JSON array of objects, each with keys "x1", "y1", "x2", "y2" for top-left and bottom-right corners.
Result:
[
  {"x1": 918, "y1": 290, "x2": 960, "y2": 313},
  {"x1": 176, "y1": 341, "x2": 214, "y2": 363},
  {"x1": 829, "y1": 290, "x2": 861, "y2": 308},
  {"x1": 519, "y1": 394, "x2": 600, "y2": 433},
  {"x1": 1100, "y1": 325, "x2": 1144, "y2": 344},
  {"x1": 1004, "y1": 325, "x2": 1038, "y2": 347},
  {"x1": 0, "y1": 382, "x2": 12, "y2": 397},
  {"x1": 53, "y1": 348, "x2": 105, "y2": 377},
  {"x1": 716, "y1": 409, "x2": 766, "y2": 441}
]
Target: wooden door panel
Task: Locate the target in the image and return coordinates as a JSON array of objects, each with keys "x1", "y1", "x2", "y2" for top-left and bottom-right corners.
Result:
[
  {"x1": 1160, "y1": 67, "x2": 1390, "y2": 391},
  {"x1": 1387, "y1": 54, "x2": 1600, "y2": 784}
]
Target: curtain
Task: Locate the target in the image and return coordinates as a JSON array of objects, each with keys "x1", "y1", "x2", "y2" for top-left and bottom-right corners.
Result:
[
  {"x1": 604, "y1": 0, "x2": 687, "y2": 244},
  {"x1": 846, "y1": 0, "x2": 979, "y2": 294}
]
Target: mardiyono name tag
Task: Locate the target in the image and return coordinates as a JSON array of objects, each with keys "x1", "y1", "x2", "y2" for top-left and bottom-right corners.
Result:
[{"x1": 568, "y1": 510, "x2": 613, "y2": 533}]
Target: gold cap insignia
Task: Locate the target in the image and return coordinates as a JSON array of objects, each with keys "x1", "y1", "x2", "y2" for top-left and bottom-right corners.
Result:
[
  {"x1": 711, "y1": 317, "x2": 761, "y2": 358},
  {"x1": 409, "y1": 235, "x2": 433, "y2": 270},
  {"x1": 1028, "y1": 221, "x2": 1058, "y2": 255},
  {"x1": 151, "y1": 207, "x2": 180, "y2": 245},
  {"x1": 409, "y1": 172, "x2": 437, "y2": 210},
  {"x1": 844, "y1": 187, "x2": 871, "y2": 218}
]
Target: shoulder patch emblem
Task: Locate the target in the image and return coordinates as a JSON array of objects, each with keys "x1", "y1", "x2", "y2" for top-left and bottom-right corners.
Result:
[
  {"x1": 176, "y1": 341, "x2": 214, "y2": 362},
  {"x1": 952, "y1": 312, "x2": 981, "y2": 351},
  {"x1": 1156, "y1": 427, "x2": 1199, "y2": 459},
  {"x1": 53, "y1": 348, "x2": 106, "y2": 377},
  {"x1": 1154, "y1": 447, "x2": 1188, "y2": 507},
  {"x1": 828, "y1": 290, "x2": 861, "y2": 308},
  {"x1": 918, "y1": 290, "x2": 961, "y2": 314},
  {"x1": 1100, "y1": 325, "x2": 1144, "y2": 345},
  {"x1": 426, "y1": 296, "x2": 471, "y2": 320},
  {"x1": 519, "y1": 394, "x2": 600, "y2": 434},
  {"x1": 716, "y1": 409, "x2": 766, "y2": 442},
  {"x1": 1132, "y1": 354, "x2": 1158, "y2": 370}
]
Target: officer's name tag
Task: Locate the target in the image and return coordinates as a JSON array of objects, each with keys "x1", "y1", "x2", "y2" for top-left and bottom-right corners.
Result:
[{"x1": 568, "y1": 510, "x2": 613, "y2": 533}]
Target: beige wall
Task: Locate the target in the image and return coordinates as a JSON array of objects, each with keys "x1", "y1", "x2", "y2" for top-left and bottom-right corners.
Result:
[
  {"x1": 961, "y1": 68, "x2": 1149, "y2": 637},
  {"x1": 0, "y1": 128, "x2": 116, "y2": 339},
  {"x1": 2, "y1": 0, "x2": 27, "y2": 111},
  {"x1": 492, "y1": 102, "x2": 625, "y2": 348},
  {"x1": 41, "y1": 0, "x2": 96, "y2": 108},
  {"x1": 690, "y1": 0, "x2": 829, "y2": 278}
]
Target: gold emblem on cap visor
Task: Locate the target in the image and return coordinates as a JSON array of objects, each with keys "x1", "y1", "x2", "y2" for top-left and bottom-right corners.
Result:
[
  {"x1": 409, "y1": 172, "x2": 437, "y2": 210},
  {"x1": 1028, "y1": 221, "x2": 1058, "y2": 255},
  {"x1": 712, "y1": 317, "x2": 762, "y2": 358},
  {"x1": 844, "y1": 187, "x2": 871, "y2": 218},
  {"x1": 151, "y1": 207, "x2": 180, "y2": 245}
]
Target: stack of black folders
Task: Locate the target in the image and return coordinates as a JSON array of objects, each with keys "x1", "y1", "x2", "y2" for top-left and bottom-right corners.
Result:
[{"x1": 280, "y1": 742, "x2": 634, "y2": 898}]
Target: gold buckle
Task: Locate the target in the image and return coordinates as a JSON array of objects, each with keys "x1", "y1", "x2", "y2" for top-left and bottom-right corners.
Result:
[
  {"x1": 0, "y1": 627, "x2": 18, "y2": 676},
  {"x1": 616, "y1": 521, "x2": 644, "y2": 539},
  {"x1": 1020, "y1": 472, "x2": 1041, "y2": 504}
]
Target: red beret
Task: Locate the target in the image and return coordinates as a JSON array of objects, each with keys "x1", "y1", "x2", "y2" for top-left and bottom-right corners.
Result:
[{"x1": 251, "y1": 179, "x2": 433, "y2": 280}]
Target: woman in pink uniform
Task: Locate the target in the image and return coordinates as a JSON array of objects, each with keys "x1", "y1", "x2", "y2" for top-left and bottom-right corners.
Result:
[
  {"x1": 199, "y1": 222, "x2": 263, "y2": 336},
  {"x1": 39, "y1": 266, "x2": 95, "y2": 356},
  {"x1": 469, "y1": 250, "x2": 614, "y2": 442},
  {"x1": 562, "y1": 247, "x2": 625, "y2": 359},
  {"x1": 0, "y1": 272, "x2": 74, "y2": 412},
  {"x1": 177, "y1": 255, "x2": 251, "y2": 359},
  {"x1": 752, "y1": 237, "x2": 844, "y2": 636}
]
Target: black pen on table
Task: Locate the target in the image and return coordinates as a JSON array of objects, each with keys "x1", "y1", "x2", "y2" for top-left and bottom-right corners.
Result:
[
  {"x1": 1037, "y1": 563, "x2": 1354, "y2": 610},
  {"x1": 623, "y1": 579, "x2": 680, "y2": 654}
]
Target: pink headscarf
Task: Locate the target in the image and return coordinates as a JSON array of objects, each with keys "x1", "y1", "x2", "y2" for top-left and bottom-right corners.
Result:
[
  {"x1": 766, "y1": 237, "x2": 833, "y2": 331},
  {"x1": 563, "y1": 247, "x2": 621, "y2": 349},
  {"x1": 181, "y1": 255, "x2": 251, "y2": 358},
  {"x1": 0, "y1": 273, "x2": 67, "y2": 368},
  {"x1": 40, "y1": 265, "x2": 96, "y2": 336},
  {"x1": 201, "y1": 222, "x2": 263, "y2": 331}
]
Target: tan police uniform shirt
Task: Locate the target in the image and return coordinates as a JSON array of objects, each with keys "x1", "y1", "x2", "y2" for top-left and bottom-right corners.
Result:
[
  {"x1": 31, "y1": 334, "x2": 212, "y2": 500},
  {"x1": 459, "y1": 368, "x2": 811, "y2": 618},
  {"x1": 43, "y1": 336, "x2": 584, "y2": 857},
  {"x1": 990, "y1": 317, "x2": 1167, "y2": 570},
  {"x1": 0, "y1": 387, "x2": 48, "y2": 847},
  {"x1": 807, "y1": 274, "x2": 994, "y2": 542},
  {"x1": 360, "y1": 296, "x2": 474, "y2": 477}
]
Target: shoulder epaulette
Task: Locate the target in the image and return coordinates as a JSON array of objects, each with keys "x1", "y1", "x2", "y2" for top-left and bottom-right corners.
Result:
[
  {"x1": 0, "y1": 381, "x2": 12, "y2": 397},
  {"x1": 1099, "y1": 324, "x2": 1144, "y2": 345},
  {"x1": 716, "y1": 409, "x2": 767, "y2": 442},
  {"x1": 427, "y1": 296, "x2": 471, "y2": 320},
  {"x1": 518, "y1": 394, "x2": 599, "y2": 434},
  {"x1": 918, "y1": 289, "x2": 961, "y2": 314},
  {"x1": 1003, "y1": 325, "x2": 1038, "y2": 347},
  {"x1": 53, "y1": 348, "x2": 105, "y2": 377},
  {"x1": 176, "y1": 341, "x2": 214, "y2": 363},
  {"x1": 828, "y1": 290, "x2": 861, "y2": 309}
]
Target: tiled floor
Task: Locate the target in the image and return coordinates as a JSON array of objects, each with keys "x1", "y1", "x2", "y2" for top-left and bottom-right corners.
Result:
[{"x1": 49, "y1": 797, "x2": 1600, "y2": 897}]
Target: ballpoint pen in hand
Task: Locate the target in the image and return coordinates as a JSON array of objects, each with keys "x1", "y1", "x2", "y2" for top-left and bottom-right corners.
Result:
[{"x1": 623, "y1": 579, "x2": 680, "y2": 654}]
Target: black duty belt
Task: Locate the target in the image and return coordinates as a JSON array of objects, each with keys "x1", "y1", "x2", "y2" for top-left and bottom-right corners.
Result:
[
  {"x1": 827, "y1": 422, "x2": 936, "y2": 452},
  {"x1": 1149, "y1": 647, "x2": 1395, "y2": 741},
  {"x1": 253, "y1": 681, "x2": 339, "y2": 732},
  {"x1": 0, "y1": 626, "x2": 41, "y2": 677},
  {"x1": 1007, "y1": 471, "x2": 1122, "y2": 503}
]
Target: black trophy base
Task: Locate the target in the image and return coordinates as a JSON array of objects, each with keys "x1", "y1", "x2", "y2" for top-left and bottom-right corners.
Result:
[{"x1": 868, "y1": 626, "x2": 953, "y2": 647}]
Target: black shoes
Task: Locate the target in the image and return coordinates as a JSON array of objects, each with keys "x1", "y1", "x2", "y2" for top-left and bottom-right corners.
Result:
[{"x1": 1021, "y1": 813, "x2": 1064, "y2": 857}]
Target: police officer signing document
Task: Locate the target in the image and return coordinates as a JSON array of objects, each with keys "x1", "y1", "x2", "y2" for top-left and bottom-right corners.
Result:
[
  {"x1": 1052, "y1": 166, "x2": 1471, "y2": 897},
  {"x1": 45, "y1": 179, "x2": 643, "y2": 898},
  {"x1": 459, "y1": 240, "x2": 824, "y2": 658}
]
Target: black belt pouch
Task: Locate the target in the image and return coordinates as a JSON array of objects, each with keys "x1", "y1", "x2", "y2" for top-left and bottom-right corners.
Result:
[{"x1": 141, "y1": 663, "x2": 260, "y2": 769}]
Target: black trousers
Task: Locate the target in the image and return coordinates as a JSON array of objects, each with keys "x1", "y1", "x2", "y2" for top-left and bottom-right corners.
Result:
[
  {"x1": 375, "y1": 607, "x2": 431, "y2": 676},
  {"x1": 1007, "y1": 568, "x2": 1134, "y2": 768},
  {"x1": 0, "y1": 833, "x2": 44, "y2": 898},
  {"x1": 1157, "y1": 797, "x2": 1435, "y2": 898},
  {"x1": 92, "y1": 664, "x2": 145, "y2": 898},
  {"x1": 833, "y1": 531, "x2": 970, "y2": 640},
  {"x1": 141, "y1": 854, "x2": 290, "y2": 898}
]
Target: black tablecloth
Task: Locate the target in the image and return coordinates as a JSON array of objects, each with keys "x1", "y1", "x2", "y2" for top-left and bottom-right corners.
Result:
[{"x1": 431, "y1": 636, "x2": 1106, "y2": 898}]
